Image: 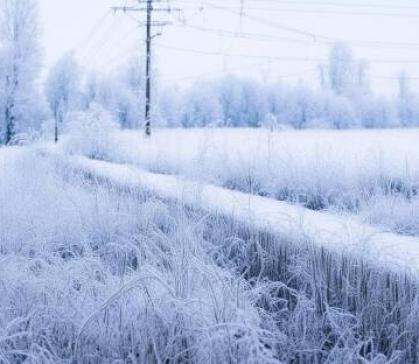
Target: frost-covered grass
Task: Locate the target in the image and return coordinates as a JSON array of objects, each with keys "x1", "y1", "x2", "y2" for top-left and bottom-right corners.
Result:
[
  {"x1": 205, "y1": 216, "x2": 419, "y2": 363},
  {"x1": 0, "y1": 147, "x2": 280, "y2": 363},
  {"x1": 360, "y1": 195, "x2": 419, "y2": 236},
  {"x1": 3, "y1": 145, "x2": 419, "y2": 362},
  {"x1": 107, "y1": 128, "x2": 419, "y2": 234}
]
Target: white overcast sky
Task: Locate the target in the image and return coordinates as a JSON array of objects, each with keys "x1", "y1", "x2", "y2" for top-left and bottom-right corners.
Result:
[{"x1": 39, "y1": 0, "x2": 419, "y2": 95}]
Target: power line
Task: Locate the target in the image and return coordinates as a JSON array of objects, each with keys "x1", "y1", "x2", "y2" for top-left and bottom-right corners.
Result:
[
  {"x1": 172, "y1": 3, "x2": 419, "y2": 18},
  {"x1": 190, "y1": 1, "x2": 419, "y2": 51},
  {"x1": 72, "y1": 9, "x2": 113, "y2": 54},
  {"x1": 255, "y1": 1, "x2": 419, "y2": 11},
  {"x1": 170, "y1": 15, "x2": 419, "y2": 51},
  {"x1": 88, "y1": 0, "x2": 419, "y2": 93},
  {"x1": 176, "y1": 0, "x2": 419, "y2": 12},
  {"x1": 156, "y1": 42, "x2": 419, "y2": 66},
  {"x1": 196, "y1": 1, "x2": 344, "y2": 45},
  {"x1": 170, "y1": 9, "x2": 317, "y2": 43},
  {"x1": 156, "y1": 42, "x2": 324, "y2": 62},
  {"x1": 77, "y1": 13, "x2": 124, "y2": 64},
  {"x1": 164, "y1": 63, "x2": 318, "y2": 83}
]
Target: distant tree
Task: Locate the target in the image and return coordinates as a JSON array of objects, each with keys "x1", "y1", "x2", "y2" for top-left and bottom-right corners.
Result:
[
  {"x1": 0, "y1": 0, "x2": 43, "y2": 145},
  {"x1": 45, "y1": 53, "x2": 81, "y2": 142},
  {"x1": 358, "y1": 96, "x2": 398, "y2": 128},
  {"x1": 82, "y1": 72, "x2": 99, "y2": 109},
  {"x1": 114, "y1": 55, "x2": 146, "y2": 128},
  {"x1": 118, "y1": 56, "x2": 146, "y2": 101},
  {"x1": 328, "y1": 43, "x2": 356, "y2": 96},
  {"x1": 325, "y1": 93, "x2": 359, "y2": 129},
  {"x1": 318, "y1": 64, "x2": 327, "y2": 90},
  {"x1": 397, "y1": 71, "x2": 419, "y2": 126},
  {"x1": 154, "y1": 86, "x2": 183, "y2": 127},
  {"x1": 239, "y1": 79, "x2": 268, "y2": 127},
  {"x1": 356, "y1": 60, "x2": 370, "y2": 96},
  {"x1": 181, "y1": 82, "x2": 222, "y2": 127},
  {"x1": 84, "y1": 56, "x2": 147, "y2": 129},
  {"x1": 326, "y1": 42, "x2": 370, "y2": 98},
  {"x1": 398, "y1": 70, "x2": 411, "y2": 101},
  {"x1": 0, "y1": 47, "x2": 6, "y2": 136},
  {"x1": 281, "y1": 84, "x2": 318, "y2": 129},
  {"x1": 217, "y1": 76, "x2": 244, "y2": 127},
  {"x1": 95, "y1": 76, "x2": 140, "y2": 129}
]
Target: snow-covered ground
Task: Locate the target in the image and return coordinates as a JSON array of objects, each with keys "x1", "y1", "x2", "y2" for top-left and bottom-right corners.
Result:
[
  {"x1": 0, "y1": 145, "x2": 282, "y2": 363},
  {"x1": 3, "y1": 127, "x2": 419, "y2": 362},
  {"x1": 110, "y1": 128, "x2": 419, "y2": 185},
  {"x1": 107, "y1": 128, "x2": 419, "y2": 235},
  {"x1": 61, "y1": 153, "x2": 419, "y2": 273}
]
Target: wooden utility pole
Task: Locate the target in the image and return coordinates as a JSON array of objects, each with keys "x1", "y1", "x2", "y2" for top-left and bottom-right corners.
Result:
[
  {"x1": 113, "y1": 0, "x2": 176, "y2": 137},
  {"x1": 144, "y1": 0, "x2": 152, "y2": 136}
]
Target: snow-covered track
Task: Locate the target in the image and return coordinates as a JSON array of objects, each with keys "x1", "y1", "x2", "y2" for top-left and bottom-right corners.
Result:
[{"x1": 47, "y1": 151, "x2": 419, "y2": 275}]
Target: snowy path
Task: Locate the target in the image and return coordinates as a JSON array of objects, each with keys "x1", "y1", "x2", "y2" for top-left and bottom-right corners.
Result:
[{"x1": 49, "y1": 151, "x2": 419, "y2": 274}]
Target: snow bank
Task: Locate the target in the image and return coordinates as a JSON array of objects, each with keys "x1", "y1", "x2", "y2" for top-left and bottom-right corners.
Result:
[
  {"x1": 104, "y1": 128, "x2": 419, "y2": 223},
  {"x1": 58, "y1": 153, "x2": 419, "y2": 274}
]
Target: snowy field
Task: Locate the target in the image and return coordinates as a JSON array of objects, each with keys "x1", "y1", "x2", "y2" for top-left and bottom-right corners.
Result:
[
  {"x1": 3, "y1": 127, "x2": 419, "y2": 362},
  {"x1": 3, "y1": 0, "x2": 419, "y2": 362},
  {"x1": 0, "y1": 146, "x2": 282, "y2": 363},
  {"x1": 106, "y1": 128, "x2": 419, "y2": 236}
]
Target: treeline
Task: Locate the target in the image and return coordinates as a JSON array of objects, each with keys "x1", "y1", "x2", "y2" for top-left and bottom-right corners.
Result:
[
  {"x1": 158, "y1": 43, "x2": 419, "y2": 129},
  {"x1": 47, "y1": 43, "x2": 419, "y2": 133},
  {"x1": 0, "y1": 0, "x2": 418, "y2": 146}
]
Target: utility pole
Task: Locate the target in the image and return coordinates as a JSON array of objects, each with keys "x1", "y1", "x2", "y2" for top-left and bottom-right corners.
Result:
[
  {"x1": 144, "y1": 0, "x2": 152, "y2": 137},
  {"x1": 113, "y1": 0, "x2": 177, "y2": 137}
]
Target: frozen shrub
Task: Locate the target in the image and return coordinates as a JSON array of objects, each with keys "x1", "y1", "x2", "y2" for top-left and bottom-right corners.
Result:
[{"x1": 63, "y1": 102, "x2": 118, "y2": 160}]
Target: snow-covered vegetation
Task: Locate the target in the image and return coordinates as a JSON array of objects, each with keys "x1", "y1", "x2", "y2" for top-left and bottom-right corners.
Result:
[
  {"x1": 105, "y1": 128, "x2": 419, "y2": 235},
  {"x1": 3, "y1": 0, "x2": 419, "y2": 362},
  {"x1": 0, "y1": 0, "x2": 44, "y2": 145},
  {"x1": 42, "y1": 43, "x2": 418, "y2": 135},
  {"x1": 2, "y1": 146, "x2": 419, "y2": 363},
  {"x1": 63, "y1": 103, "x2": 118, "y2": 160},
  {"x1": 3, "y1": 23, "x2": 419, "y2": 146},
  {"x1": 0, "y1": 147, "x2": 283, "y2": 362}
]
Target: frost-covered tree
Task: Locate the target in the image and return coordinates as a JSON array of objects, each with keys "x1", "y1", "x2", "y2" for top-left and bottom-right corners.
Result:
[
  {"x1": 45, "y1": 53, "x2": 81, "y2": 142},
  {"x1": 358, "y1": 95, "x2": 398, "y2": 128},
  {"x1": 324, "y1": 93, "x2": 359, "y2": 129},
  {"x1": 0, "y1": 0, "x2": 43, "y2": 145},
  {"x1": 398, "y1": 70, "x2": 411, "y2": 101},
  {"x1": 217, "y1": 76, "x2": 245, "y2": 127},
  {"x1": 327, "y1": 43, "x2": 356, "y2": 96},
  {"x1": 238, "y1": 79, "x2": 268, "y2": 127},
  {"x1": 325, "y1": 42, "x2": 370, "y2": 98},
  {"x1": 356, "y1": 60, "x2": 370, "y2": 96},
  {"x1": 113, "y1": 55, "x2": 147, "y2": 129},
  {"x1": 0, "y1": 47, "x2": 6, "y2": 134},
  {"x1": 397, "y1": 71, "x2": 419, "y2": 126},
  {"x1": 94, "y1": 75, "x2": 140, "y2": 129},
  {"x1": 181, "y1": 82, "x2": 222, "y2": 127},
  {"x1": 118, "y1": 56, "x2": 146, "y2": 100},
  {"x1": 82, "y1": 56, "x2": 147, "y2": 129},
  {"x1": 82, "y1": 72, "x2": 99, "y2": 109},
  {"x1": 154, "y1": 86, "x2": 183, "y2": 127}
]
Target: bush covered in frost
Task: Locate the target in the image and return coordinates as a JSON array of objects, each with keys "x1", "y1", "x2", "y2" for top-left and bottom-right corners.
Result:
[{"x1": 63, "y1": 103, "x2": 118, "y2": 160}]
